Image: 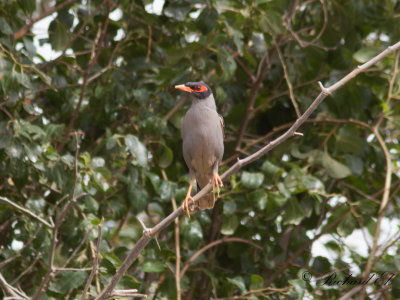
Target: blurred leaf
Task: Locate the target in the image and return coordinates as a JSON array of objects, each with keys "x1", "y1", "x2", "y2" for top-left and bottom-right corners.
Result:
[
  {"x1": 241, "y1": 171, "x2": 264, "y2": 189},
  {"x1": 227, "y1": 276, "x2": 247, "y2": 293},
  {"x1": 125, "y1": 135, "x2": 148, "y2": 167},
  {"x1": 337, "y1": 214, "x2": 356, "y2": 236},
  {"x1": 322, "y1": 153, "x2": 351, "y2": 179},
  {"x1": 250, "y1": 274, "x2": 264, "y2": 290},
  {"x1": 48, "y1": 271, "x2": 86, "y2": 294},
  {"x1": 353, "y1": 46, "x2": 381, "y2": 63},
  {"x1": 283, "y1": 198, "x2": 305, "y2": 225},
  {"x1": 49, "y1": 20, "x2": 70, "y2": 51},
  {"x1": 158, "y1": 144, "x2": 173, "y2": 168},
  {"x1": 141, "y1": 260, "x2": 165, "y2": 273},
  {"x1": 196, "y1": 7, "x2": 218, "y2": 34},
  {"x1": 261, "y1": 161, "x2": 280, "y2": 175},
  {"x1": 221, "y1": 214, "x2": 239, "y2": 235},
  {"x1": 223, "y1": 200, "x2": 237, "y2": 216},
  {"x1": 336, "y1": 127, "x2": 365, "y2": 154}
]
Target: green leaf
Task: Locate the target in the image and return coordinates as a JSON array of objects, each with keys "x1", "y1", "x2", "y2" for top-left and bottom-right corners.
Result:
[
  {"x1": 164, "y1": 2, "x2": 191, "y2": 21},
  {"x1": 225, "y1": 22, "x2": 244, "y2": 55},
  {"x1": 49, "y1": 20, "x2": 70, "y2": 51},
  {"x1": 158, "y1": 144, "x2": 173, "y2": 168},
  {"x1": 337, "y1": 214, "x2": 356, "y2": 236},
  {"x1": 345, "y1": 154, "x2": 363, "y2": 176},
  {"x1": 125, "y1": 134, "x2": 148, "y2": 167},
  {"x1": 241, "y1": 171, "x2": 264, "y2": 189},
  {"x1": 353, "y1": 46, "x2": 381, "y2": 63},
  {"x1": 283, "y1": 198, "x2": 305, "y2": 225},
  {"x1": 48, "y1": 271, "x2": 86, "y2": 294},
  {"x1": 182, "y1": 220, "x2": 203, "y2": 247},
  {"x1": 221, "y1": 214, "x2": 239, "y2": 235},
  {"x1": 0, "y1": 17, "x2": 13, "y2": 34},
  {"x1": 223, "y1": 200, "x2": 237, "y2": 216},
  {"x1": 250, "y1": 274, "x2": 264, "y2": 290},
  {"x1": 261, "y1": 160, "x2": 280, "y2": 175},
  {"x1": 322, "y1": 153, "x2": 351, "y2": 179},
  {"x1": 196, "y1": 7, "x2": 218, "y2": 34},
  {"x1": 269, "y1": 191, "x2": 288, "y2": 206},
  {"x1": 128, "y1": 182, "x2": 148, "y2": 212},
  {"x1": 335, "y1": 127, "x2": 365, "y2": 154},
  {"x1": 141, "y1": 261, "x2": 165, "y2": 273},
  {"x1": 227, "y1": 276, "x2": 247, "y2": 293},
  {"x1": 289, "y1": 278, "x2": 306, "y2": 298},
  {"x1": 248, "y1": 189, "x2": 268, "y2": 210},
  {"x1": 218, "y1": 48, "x2": 237, "y2": 81},
  {"x1": 158, "y1": 180, "x2": 175, "y2": 202},
  {"x1": 259, "y1": 10, "x2": 283, "y2": 36}
]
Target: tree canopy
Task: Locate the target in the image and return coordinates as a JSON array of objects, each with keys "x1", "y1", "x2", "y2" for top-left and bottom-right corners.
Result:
[{"x1": 1, "y1": 0, "x2": 400, "y2": 299}]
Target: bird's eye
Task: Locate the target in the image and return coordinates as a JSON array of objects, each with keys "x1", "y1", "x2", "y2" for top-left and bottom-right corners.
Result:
[{"x1": 193, "y1": 85, "x2": 200, "y2": 91}]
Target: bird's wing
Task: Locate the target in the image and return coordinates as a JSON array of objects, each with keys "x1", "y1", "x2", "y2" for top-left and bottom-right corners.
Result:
[{"x1": 219, "y1": 114, "x2": 225, "y2": 140}]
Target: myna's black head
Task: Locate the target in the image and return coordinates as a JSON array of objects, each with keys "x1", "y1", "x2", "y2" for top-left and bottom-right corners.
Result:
[{"x1": 175, "y1": 82, "x2": 212, "y2": 99}]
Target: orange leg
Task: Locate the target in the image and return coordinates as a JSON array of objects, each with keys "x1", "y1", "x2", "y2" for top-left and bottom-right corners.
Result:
[
  {"x1": 182, "y1": 178, "x2": 195, "y2": 218},
  {"x1": 212, "y1": 173, "x2": 224, "y2": 198}
]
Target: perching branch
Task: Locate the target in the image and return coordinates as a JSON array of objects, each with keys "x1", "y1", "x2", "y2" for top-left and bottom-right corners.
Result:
[{"x1": 93, "y1": 40, "x2": 400, "y2": 300}]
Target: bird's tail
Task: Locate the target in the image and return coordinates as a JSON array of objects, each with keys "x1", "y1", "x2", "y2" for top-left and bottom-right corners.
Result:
[{"x1": 197, "y1": 182, "x2": 215, "y2": 210}]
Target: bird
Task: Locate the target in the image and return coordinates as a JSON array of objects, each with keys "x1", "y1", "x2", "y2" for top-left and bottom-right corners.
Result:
[{"x1": 175, "y1": 82, "x2": 224, "y2": 217}]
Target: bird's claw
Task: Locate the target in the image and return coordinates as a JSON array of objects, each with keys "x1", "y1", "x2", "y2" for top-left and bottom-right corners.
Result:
[
  {"x1": 182, "y1": 195, "x2": 195, "y2": 218},
  {"x1": 212, "y1": 173, "x2": 224, "y2": 198}
]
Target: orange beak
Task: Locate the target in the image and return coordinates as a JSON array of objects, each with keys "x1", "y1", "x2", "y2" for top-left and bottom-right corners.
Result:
[{"x1": 175, "y1": 84, "x2": 193, "y2": 93}]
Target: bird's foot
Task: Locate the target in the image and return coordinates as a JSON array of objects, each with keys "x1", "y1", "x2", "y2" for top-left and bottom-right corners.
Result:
[
  {"x1": 182, "y1": 195, "x2": 195, "y2": 218},
  {"x1": 182, "y1": 179, "x2": 195, "y2": 218},
  {"x1": 212, "y1": 173, "x2": 224, "y2": 198}
]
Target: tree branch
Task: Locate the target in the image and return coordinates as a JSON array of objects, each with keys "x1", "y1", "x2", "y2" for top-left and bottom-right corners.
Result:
[
  {"x1": 0, "y1": 196, "x2": 53, "y2": 228},
  {"x1": 95, "y1": 40, "x2": 400, "y2": 300},
  {"x1": 13, "y1": 0, "x2": 79, "y2": 40},
  {"x1": 81, "y1": 217, "x2": 104, "y2": 299}
]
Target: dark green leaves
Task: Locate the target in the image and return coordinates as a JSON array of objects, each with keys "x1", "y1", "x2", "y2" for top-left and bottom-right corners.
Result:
[{"x1": 197, "y1": 8, "x2": 218, "y2": 34}]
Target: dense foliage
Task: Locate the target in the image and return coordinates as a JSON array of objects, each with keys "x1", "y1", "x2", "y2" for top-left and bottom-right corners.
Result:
[{"x1": 1, "y1": 0, "x2": 400, "y2": 299}]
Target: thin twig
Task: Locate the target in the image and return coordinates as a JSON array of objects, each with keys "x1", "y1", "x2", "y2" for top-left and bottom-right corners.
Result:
[
  {"x1": 145, "y1": 25, "x2": 152, "y2": 63},
  {"x1": 14, "y1": 0, "x2": 79, "y2": 40},
  {"x1": 95, "y1": 40, "x2": 400, "y2": 300},
  {"x1": 57, "y1": 0, "x2": 112, "y2": 152},
  {"x1": 180, "y1": 237, "x2": 262, "y2": 279},
  {"x1": 32, "y1": 133, "x2": 82, "y2": 300},
  {"x1": 161, "y1": 170, "x2": 181, "y2": 300},
  {"x1": 274, "y1": 40, "x2": 301, "y2": 117},
  {"x1": 0, "y1": 196, "x2": 53, "y2": 228},
  {"x1": 81, "y1": 217, "x2": 104, "y2": 300}
]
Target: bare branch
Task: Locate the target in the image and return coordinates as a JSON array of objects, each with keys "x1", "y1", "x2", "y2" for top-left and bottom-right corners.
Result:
[
  {"x1": 161, "y1": 170, "x2": 181, "y2": 300},
  {"x1": 0, "y1": 196, "x2": 53, "y2": 228},
  {"x1": 0, "y1": 272, "x2": 29, "y2": 300},
  {"x1": 14, "y1": 0, "x2": 79, "y2": 40},
  {"x1": 95, "y1": 40, "x2": 400, "y2": 300},
  {"x1": 81, "y1": 217, "x2": 104, "y2": 300},
  {"x1": 274, "y1": 40, "x2": 301, "y2": 117}
]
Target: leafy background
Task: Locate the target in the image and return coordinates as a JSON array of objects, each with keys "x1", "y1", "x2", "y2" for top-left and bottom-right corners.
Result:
[{"x1": 0, "y1": 0, "x2": 400, "y2": 299}]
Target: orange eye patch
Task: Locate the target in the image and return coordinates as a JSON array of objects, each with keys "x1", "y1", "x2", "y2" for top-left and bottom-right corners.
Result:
[{"x1": 194, "y1": 85, "x2": 208, "y2": 92}]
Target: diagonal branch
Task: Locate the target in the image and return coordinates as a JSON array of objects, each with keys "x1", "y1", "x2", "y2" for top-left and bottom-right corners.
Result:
[
  {"x1": 0, "y1": 196, "x2": 53, "y2": 228},
  {"x1": 95, "y1": 40, "x2": 400, "y2": 300},
  {"x1": 14, "y1": 0, "x2": 79, "y2": 40}
]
